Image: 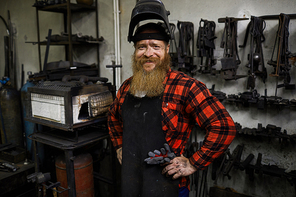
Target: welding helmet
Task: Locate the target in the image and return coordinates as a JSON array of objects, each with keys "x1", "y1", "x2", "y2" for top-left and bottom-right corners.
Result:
[{"x1": 128, "y1": 0, "x2": 173, "y2": 43}]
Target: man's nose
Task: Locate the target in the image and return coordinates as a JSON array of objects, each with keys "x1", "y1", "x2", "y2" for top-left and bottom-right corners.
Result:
[{"x1": 144, "y1": 46, "x2": 153, "y2": 57}]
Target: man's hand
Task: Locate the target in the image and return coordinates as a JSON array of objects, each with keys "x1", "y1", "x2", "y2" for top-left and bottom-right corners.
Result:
[
  {"x1": 116, "y1": 147, "x2": 122, "y2": 165},
  {"x1": 161, "y1": 155, "x2": 197, "y2": 179}
]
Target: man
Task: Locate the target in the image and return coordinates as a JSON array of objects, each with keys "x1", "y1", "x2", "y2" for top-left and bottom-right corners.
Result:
[{"x1": 108, "y1": 21, "x2": 236, "y2": 196}]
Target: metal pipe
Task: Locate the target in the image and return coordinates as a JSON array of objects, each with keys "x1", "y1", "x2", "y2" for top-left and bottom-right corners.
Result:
[{"x1": 113, "y1": 0, "x2": 121, "y2": 91}]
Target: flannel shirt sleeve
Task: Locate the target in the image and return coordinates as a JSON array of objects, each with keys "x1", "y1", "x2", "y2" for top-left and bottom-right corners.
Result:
[
  {"x1": 186, "y1": 81, "x2": 236, "y2": 170},
  {"x1": 107, "y1": 79, "x2": 131, "y2": 150}
]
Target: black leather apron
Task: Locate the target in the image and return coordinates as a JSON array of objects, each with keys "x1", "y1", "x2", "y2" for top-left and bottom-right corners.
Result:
[{"x1": 121, "y1": 92, "x2": 179, "y2": 197}]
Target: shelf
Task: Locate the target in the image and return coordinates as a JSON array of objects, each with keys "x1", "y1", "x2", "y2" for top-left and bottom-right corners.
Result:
[
  {"x1": 29, "y1": 128, "x2": 109, "y2": 150},
  {"x1": 42, "y1": 40, "x2": 103, "y2": 45},
  {"x1": 259, "y1": 13, "x2": 296, "y2": 20},
  {"x1": 0, "y1": 159, "x2": 35, "y2": 195},
  {"x1": 32, "y1": 0, "x2": 100, "y2": 73},
  {"x1": 34, "y1": 3, "x2": 96, "y2": 13},
  {"x1": 26, "y1": 40, "x2": 103, "y2": 45},
  {"x1": 25, "y1": 115, "x2": 107, "y2": 132}
]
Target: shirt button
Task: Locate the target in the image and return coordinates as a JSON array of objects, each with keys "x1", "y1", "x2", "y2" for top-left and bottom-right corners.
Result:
[{"x1": 166, "y1": 103, "x2": 168, "y2": 107}]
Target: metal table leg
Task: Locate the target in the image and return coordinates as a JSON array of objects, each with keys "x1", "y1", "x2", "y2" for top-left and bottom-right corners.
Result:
[
  {"x1": 64, "y1": 149, "x2": 76, "y2": 197},
  {"x1": 33, "y1": 139, "x2": 42, "y2": 197}
]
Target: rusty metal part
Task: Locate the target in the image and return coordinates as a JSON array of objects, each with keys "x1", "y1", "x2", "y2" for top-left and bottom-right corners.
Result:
[{"x1": 267, "y1": 13, "x2": 295, "y2": 93}]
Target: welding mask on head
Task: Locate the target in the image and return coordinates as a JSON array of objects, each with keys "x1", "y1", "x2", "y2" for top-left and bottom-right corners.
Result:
[{"x1": 127, "y1": 0, "x2": 173, "y2": 43}]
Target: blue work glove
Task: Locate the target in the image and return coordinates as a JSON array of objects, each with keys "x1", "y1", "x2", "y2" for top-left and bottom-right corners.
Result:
[{"x1": 144, "y1": 143, "x2": 176, "y2": 164}]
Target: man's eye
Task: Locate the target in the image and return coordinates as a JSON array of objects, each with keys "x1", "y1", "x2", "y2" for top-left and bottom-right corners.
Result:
[
  {"x1": 138, "y1": 46, "x2": 146, "y2": 50},
  {"x1": 154, "y1": 46, "x2": 160, "y2": 49}
]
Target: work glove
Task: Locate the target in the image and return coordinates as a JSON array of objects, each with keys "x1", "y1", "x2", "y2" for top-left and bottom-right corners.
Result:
[{"x1": 144, "y1": 143, "x2": 176, "y2": 165}]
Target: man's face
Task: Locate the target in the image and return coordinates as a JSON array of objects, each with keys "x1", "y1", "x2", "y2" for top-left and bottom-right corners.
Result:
[{"x1": 134, "y1": 39, "x2": 170, "y2": 72}]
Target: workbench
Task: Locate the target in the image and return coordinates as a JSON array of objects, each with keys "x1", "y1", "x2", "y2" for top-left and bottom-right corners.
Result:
[{"x1": 0, "y1": 158, "x2": 35, "y2": 196}]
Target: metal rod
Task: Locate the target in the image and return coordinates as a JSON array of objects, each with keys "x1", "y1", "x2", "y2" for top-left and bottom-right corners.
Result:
[
  {"x1": 43, "y1": 29, "x2": 52, "y2": 72},
  {"x1": 64, "y1": 149, "x2": 76, "y2": 197},
  {"x1": 35, "y1": 2, "x2": 42, "y2": 71}
]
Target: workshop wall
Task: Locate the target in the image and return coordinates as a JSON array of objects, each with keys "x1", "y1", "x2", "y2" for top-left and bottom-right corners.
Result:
[
  {"x1": 0, "y1": 0, "x2": 296, "y2": 196},
  {"x1": 153, "y1": 1, "x2": 296, "y2": 197}
]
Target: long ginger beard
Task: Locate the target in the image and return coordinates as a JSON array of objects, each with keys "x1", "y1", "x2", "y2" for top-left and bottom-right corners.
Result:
[{"x1": 130, "y1": 52, "x2": 171, "y2": 97}]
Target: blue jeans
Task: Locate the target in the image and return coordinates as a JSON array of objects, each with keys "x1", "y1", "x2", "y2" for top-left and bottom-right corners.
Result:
[{"x1": 179, "y1": 187, "x2": 189, "y2": 197}]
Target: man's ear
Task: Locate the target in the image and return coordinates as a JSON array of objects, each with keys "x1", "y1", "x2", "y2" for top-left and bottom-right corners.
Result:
[{"x1": 166, "y1": 44, "x2": 170, "y2": 53}]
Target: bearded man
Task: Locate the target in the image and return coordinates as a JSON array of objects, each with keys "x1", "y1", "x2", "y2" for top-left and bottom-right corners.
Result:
[{"x1": 108, "y1": 22, "x2": 236, "y2": 197}]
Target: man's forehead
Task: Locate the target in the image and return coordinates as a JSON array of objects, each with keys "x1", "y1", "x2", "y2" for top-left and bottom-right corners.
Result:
[{"x1": 136, "y1": 39, "x2": 165, "y2": 46}]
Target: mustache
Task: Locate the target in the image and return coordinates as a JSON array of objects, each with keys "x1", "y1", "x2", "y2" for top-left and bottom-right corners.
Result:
[{"x1": 138, "y1": 57, "x2": 160, "y2": 65}]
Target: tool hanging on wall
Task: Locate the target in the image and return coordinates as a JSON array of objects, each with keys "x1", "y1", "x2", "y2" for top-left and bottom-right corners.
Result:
[
  {"x1": 167, "y1": 23, "x2": 178, "y2": 68},
  {"x1": 209, "y1": 84, "x2": 227, "y2": 102},
  {"x1": 267, "y1": 13, "x2": 295, "y2": 96},
  {"x1": 226, "y1": 88, "x2": 296, "y2": 110},
  {"x1": 218, "y1": 17, "x2": 248, "y2": 80},
  {"x1": 212, "y1": 142, "x2": 296, "y2": 196},
  {"x1": 196, "y1": 19, "x2": 217, "y2": 75},
  {"x1": 216, "y1": 146, "x2": 296, "y2": 193},
  {"x1": 239, "y1": 16, "x2": 267, "y2": 90},
  {"x1": 177, "y1": 21, "x2": 196, "y2": 74},
  {"x1": 222, "y1": 144, "x2": 244, "y2": 180},
  {"x1": 183, "y1": 129, "x2": 208, "y2": 197},
  {"x1": 235, "y1": 122, "x2": 296, "y2": 145}
]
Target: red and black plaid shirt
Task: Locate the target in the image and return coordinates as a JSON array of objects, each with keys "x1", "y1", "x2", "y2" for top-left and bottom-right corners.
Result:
[{"x1": 108, "y1": 69, "x2": 236, "y2": 189}]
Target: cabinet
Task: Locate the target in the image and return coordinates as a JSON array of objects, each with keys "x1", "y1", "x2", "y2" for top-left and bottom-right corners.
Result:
[{"x1": 33, "y1": 0, "x2": 102, "y2": 76}]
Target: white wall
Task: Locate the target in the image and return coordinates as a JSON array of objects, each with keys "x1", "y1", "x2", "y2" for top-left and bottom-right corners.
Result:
[{"x1": 0, "y1": 0, "x2": 296, "y2": 196}]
